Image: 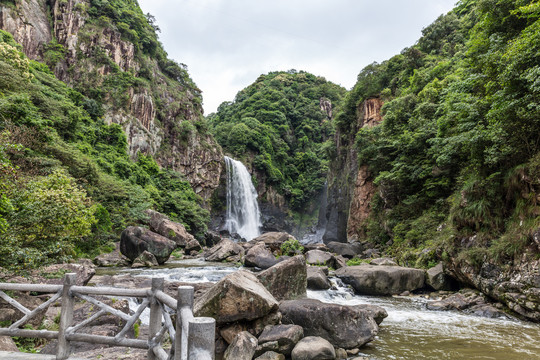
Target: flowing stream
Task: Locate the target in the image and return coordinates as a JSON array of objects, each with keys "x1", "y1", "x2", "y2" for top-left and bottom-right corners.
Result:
[
  {"x1": 224, "y1": 156, "x2": 261, "y2": 241},
  {"x1": 119, "y1": 262, "x2": 540, "y2": 359}
]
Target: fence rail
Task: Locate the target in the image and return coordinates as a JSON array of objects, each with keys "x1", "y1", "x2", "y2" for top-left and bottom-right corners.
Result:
[{"x1": 0, "y1": 273, "x2": 215, "y2": 360}]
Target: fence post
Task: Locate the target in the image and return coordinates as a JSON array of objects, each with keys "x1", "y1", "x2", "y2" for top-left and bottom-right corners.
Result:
[
  {"x1": 175, "y1": 286, "x2": 194, "y2": 360},
  {"x1": 188, "y1": 317, "x2": 215, "y2": 360},
  {"x1": 148, "y1": 277, "x2": 164, "y2": 360},
  {"x1": 57, "y1": 273, "x2": 77, "y2": 360}
]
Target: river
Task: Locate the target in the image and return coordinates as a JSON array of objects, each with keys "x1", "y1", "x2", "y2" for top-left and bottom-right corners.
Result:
[{"x1": 107, "y1": 259, "x2": 540, "y2": 360}]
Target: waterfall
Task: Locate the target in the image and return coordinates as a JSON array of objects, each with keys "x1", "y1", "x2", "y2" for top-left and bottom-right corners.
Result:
[{"x1": 224, "y1": 156, "x2": 261, "y2": 241}]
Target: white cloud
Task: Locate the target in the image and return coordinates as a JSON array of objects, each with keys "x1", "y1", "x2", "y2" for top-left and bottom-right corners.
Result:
[{"x1": 139, "y1": 0, "x2": 457, "y2": 114}]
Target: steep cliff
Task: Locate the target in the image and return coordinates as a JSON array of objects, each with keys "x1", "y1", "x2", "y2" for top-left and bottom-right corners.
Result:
[
  {"x1": 0, "y1": 0, "x2": 222, "y2": 201},
  {"x1": 323, "y1": 97, "x2": 382, "y2": 243}
]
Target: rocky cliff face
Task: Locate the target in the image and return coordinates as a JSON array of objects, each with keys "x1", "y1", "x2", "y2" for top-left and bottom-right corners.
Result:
[
  {"x1": 324, "y1": 98, "x2": 383, "y2": 243},
  {"x1": 0, "y1": 0, "x2": 222, "y2": 202}
]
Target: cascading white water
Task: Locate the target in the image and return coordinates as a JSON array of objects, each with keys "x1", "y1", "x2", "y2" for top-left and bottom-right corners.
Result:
[{"x1": 224, "y1": 156, "x2": 261, "y2": 240}]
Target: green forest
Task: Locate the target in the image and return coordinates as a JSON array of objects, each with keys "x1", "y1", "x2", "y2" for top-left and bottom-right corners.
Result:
[
  {"x1": 339, "y1": 0, "x2": 540, "y2": 267},
  {"x1": 208, "y1": 71, "x2": 345, "y2": 210}
]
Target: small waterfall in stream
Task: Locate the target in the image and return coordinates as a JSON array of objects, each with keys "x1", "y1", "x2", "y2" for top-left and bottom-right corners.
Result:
[{"x1": 224, "y1": 156, "x2": 261, "y2": 241}]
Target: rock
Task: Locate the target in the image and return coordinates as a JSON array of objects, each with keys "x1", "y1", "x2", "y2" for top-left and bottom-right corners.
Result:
[
  {"x1": 280, "y1": 299, "x2": 378, "y2": 349},
  {"x1": 185, "y1": 239, "x2": 202, "y2": 254},
  {"x1": 333, "y1": 255, "x2": 348, "y2": 269},
  {"x1": 427, "y1": 293, "x2": 471, "y2": 311},
  {"x1": 252, "y1": 232, "x2": 293, "y2": 251},
  {"x1": 194, "y1": 271, "x2": 278, "y2": 324},
  {"x1": 467, "y1": 304, "x2": 508, "y2": 318},
  {"x1": 335, "y1": 348, "x2": 348, "y2": 359},
  {"x1": 335, "y1": 265, "x2": 425, "y2": 295},
  {"x1": 205, "y1": 230, "x2": 222, "y2": 248},
  {"x1": 120, "y1": 226, "x2": 176, "y2": 264},
  {"x1": 362, "y1": 248, "x2": 380, "y2": 258},
  {"x1": 291, "y1": 336, "x2": 336, "y2": 360},
  {"x1": 204, "y1": 238, "x2": 244, "y2": 262},
  {"x1": 326, "y1": 242, "x2": 362, "y2": 258},
  {"x1": 252, "y1": 310, "x2": 283, "y2": 336},
  {"x1": 255, "y1": 351, "x2": 286, "y2": 360},
  {"x1": 93, "y1": 243, "x2": 130, "y2": 267},
  {"x1": 0, "y1": 292, "x2": 49, "y2": 328},
  {"x1": 305, "y1": 250, "x2": 335, "y2": 268},
  {"x1": 36, "y1": 260, "x2": 96, "y2": 286},
  {"x1": 131, "y1": 250, "x2": 159, "y2": 268},
  {"x1": 353, "y1": 304, "x2": 388, "y2": 325},
  {"x1": 307, "y1": 266, "x2": 331, "y2": 290},
  {"x1": 220, "y1": 323, "x2": 248, "y2": 344},
  {"x1": 0, "y1": 336, "x2": 18, "y2": 351},
  {"x1": 144, "y1": 209, "x2": 196, "y2": 247},
  {"x1": 258, "y1": 325, "x2": 304, "y2": 356},
  {"x1": 245, "y1": 243, "x2": 278, "y2": 269},
  {"x1": 223, "y1": 331, "x2": 258, "y2": 360},
  {"x1": 369, "y1": 257, "x2": 397, "y2": 266},
  {"x1": 426, "y1": 262, "x2": 454, "y2": 291},
  {"x1": 257, "y1": 255, "x2": 307, "y2": 301}
]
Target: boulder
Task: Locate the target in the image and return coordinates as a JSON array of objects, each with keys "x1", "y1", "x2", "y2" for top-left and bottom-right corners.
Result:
[
  {"x1": 257, "y1": 255, "x2": 307, "y2": 301},
  {"x1": 255, "y1": 351, "x2": 286, "y2": 360},
  {"x1": 131, "y1": 250, "x2": 159, "y2": 268},
  {"x1": 245, "y1": 243, "x2": 278, "y2": 269},
  {"x1": 335, "y1": 265, "x2": 425, "y2": 295},
  {"x1": 326, "y1": 242, "x2": 362, "y2": 258},
  {"x1": 369, "y1": 257, "x2": 397, "y2": 266},
  {"x1": 307, "y1": 266, "x2": 331, "y2": 290},
  {"x1": 185, "y1": 239, "x2": 202, "y2": 254},
  {"x1": 204, "y1": 238, "x2": 244, "y2": 262},
  {"x1": 144, "y1": 209, "x2": 195, "y2": 247},
  {"x1": 353, "y1": 304, "x2": 388, "y2": 325},
  {"x1": 305, "y1": 250, "x2": 334, "y2": 267},
  {"x1": 120, "y1": 226, "x2": 176, "y2": 264},
  {"x1": 426, "y1": 262, "x2": 454, "y2": 291},
  {"x1": 205, "y1": 230, "x2": 223, "y2": 248},
  {"x1": 258, "y1": 325, "x2": 304, "y2": 356},
  {"x1": 0, "y1": 336, "x2": 17, "y2": 351},
  {"x1": 280, "y1": 299, "x2": 378, "y2": 349},
  {"x1": 252, "y1": 232, "x2": 293, "y2": 251},
  {"x1": 194, "y1": 271, "x2": 278, "y2": 324},
  {"x1": 291, "y1": 336, "x2": 336, "y2": 360},
  {"x1": 223, "y1": 331, "x2": 258, "y2": 360}
]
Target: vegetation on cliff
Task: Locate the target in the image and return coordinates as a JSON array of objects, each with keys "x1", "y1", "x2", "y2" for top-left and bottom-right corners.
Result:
[
  {"x1": 209, "y1": 71, "x2": 346, "y2": 211},
  {"x1": 340, "y1": 0, "x2": 540, "y2": 267},
  {"x1": 0, "y1": 26, "x2": 208, "y2": 271}
]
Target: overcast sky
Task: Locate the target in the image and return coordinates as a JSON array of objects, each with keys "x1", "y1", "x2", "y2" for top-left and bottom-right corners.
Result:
[{"x1": 138, "y1": 0, "x2": 457, "y2": 114}]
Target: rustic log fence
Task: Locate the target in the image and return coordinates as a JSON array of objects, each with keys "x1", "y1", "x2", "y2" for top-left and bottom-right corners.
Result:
[{"x1": 0, "y1": 273, "x2": 215, "y2": 360}]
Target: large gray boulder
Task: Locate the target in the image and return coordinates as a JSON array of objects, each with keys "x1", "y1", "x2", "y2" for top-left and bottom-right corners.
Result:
[
  {"x1": 257, "y1": 325, "x2": 304, "y2": 356},
  {"x1": 335, "y1": 265, "x2": 425, "y2": 295},
  {"x1": 204, "y1": 238, "x2": 245, "y2": 262},
  {"x1": 291, "y1": 336, "x2": 335, "y2": 360},
  {"x1": 257, "y1": 255, "x2": 307, "y2": 301},
  {"x1": 144, "y1": 209, "x2": 195, "y2": 247},
  {"x1": 326, "y1": 242, "x2": 362, "y2": 258},
  {"x1": 305, "y1": 250, "x2": 334, "y2": 267},
  {"x1": 280, "y1": 299, "x2": 378, "y2": 349},
  {"x1": 353, "y1": 304, "x2": 388, "y2": 325},
  {"x1": 426, "y1": 262, "x2": 454, "y2": 291},
  {"x1": 120, "y1": 226, "x2": 176, "y2": 264},
  {"x1": 223, "y1": 331, "x2": 258, "y2": 360},
  {"x1": 252, "y1": 232, "x2": 294, "y2": 251},
  {"x1": 194, "y1": 271, "x2": 278, "y2": 324},
  {"x1": 307, "y1": 266, "x2": 331, "y2": 290},
  {"x1": 245, "y1": 243, "x2": 278, "y2": 269}
]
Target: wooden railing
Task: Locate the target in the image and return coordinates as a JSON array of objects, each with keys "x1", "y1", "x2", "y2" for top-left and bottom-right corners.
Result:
[{"x1": 0, "y1": 273, "x2": 215, "y2": 360}]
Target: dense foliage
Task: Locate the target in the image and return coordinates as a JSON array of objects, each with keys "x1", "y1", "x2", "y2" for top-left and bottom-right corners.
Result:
[
  {"x1": 209, "y1": 71, "x2": 346, "y2": 210},
  {"x1": 342, "y1": 0, "x2": 540, "y2": 266},
  {"x1": 0, "y1": 30, "x2": 208, "y2": 271}
]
